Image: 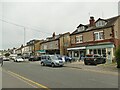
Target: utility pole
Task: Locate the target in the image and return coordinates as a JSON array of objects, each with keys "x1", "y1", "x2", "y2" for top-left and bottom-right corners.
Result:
[{"x1": 23, "y1": 27, "x2": 26, "y2": 56}]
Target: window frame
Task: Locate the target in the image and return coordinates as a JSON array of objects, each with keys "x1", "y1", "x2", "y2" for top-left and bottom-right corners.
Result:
[
  {"x1": 94, "y1": 31, "x2": 104, "y2": 41},
  {"x1": 78, "y1": 26, "x2": 85, "y2": 32},
  {"x1": 96, "y1": 20, "x2": 107, "y2": 27},
  {"x1": 76, "y1": 35, "x2": 83, "y2": 43}
]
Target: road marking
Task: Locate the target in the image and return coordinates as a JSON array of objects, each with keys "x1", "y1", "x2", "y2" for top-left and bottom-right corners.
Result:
[
  {"x1": 2, "y1": 69, "x2": 50, "y2": 90},
  {"x1": 6, "y1": 71, "x2": 38, "y2": 88}
]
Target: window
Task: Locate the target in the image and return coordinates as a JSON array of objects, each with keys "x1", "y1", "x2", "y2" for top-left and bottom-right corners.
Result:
[
  {"x1": 76, "y1": 35, "x2": 83, "y2": 43},
  {"x1": 89, "y1": 48, "x2": 106, "y2": 57},
  {"x1": 71, "y1": 38, "x2": 75, "y2": 44},
  {"x1": 74, "y1": 51, "x2": 79, "y2": 57},
  {"x1": 41, "y1": 56, "x2": 46, "y2": 59},
  {"x1": 90, "y1": 49, "x2": 93, "y2": 54},
  {"x1": 115, "y1": 31, "x2": 118, "y2": 37},
  {"x1": 94, "y1": 49, "x2": 97, "y2": 54},
  {"x1": 98, "y1": 49, "x2": 101, "y2": 55},
  {"x1": 64, "y1": 42, "x2": 68, "y2": 46},
  {"x1": 78, "y1": 26, "x2": 85, "y2": 32},
  {"x1": 94, "y1": 31, "x2": 104, "y2": 40},
  {"x1": 96, "y1": 20, "x2": 107, "y2": 27}
]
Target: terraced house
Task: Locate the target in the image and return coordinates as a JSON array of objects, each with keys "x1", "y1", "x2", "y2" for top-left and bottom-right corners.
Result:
[
  {"x1": 40, "y1": 32, "x2": 70, "y2": 55},
  {"x1": 67, "y1": 15, "x2": 120, "y2": 63}
]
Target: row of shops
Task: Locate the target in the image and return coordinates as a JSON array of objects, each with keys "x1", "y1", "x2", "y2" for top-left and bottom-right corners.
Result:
[{"x1": 67, "y1": 43, "x2": 115, "y2": 64}]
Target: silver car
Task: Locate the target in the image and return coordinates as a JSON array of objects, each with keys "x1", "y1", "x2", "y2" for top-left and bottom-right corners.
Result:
[{"x1": 41, "y1": 55, "x2": 64, "y2": 67}]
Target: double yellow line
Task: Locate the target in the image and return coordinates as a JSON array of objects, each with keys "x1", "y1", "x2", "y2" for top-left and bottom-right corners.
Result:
[{"x1": 2, "y1": 68, "x2": 50, "y2": 90}]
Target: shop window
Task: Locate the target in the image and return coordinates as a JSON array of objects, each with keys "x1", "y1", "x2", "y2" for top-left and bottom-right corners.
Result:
[
  {"x1": 74, "y1": 51, "x2": 79, "y2": 57},
  {"x1": 98, "y1": 49, "x2": 101, "y2": 55},
  {"x1": 94, "y1": 49, "x2": 97, "y2": 54},
  {"x1": 102, "y1": 48, "x2": 106, "y2": 57},
  {"x1": 89, "y1": 49, "x2": 93, "y2": 54}
]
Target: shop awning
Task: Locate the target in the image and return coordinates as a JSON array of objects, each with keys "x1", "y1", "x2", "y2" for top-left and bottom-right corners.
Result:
[
  {"x1": 36, "y1": 50, "x2": 46, "y2": 53},
  {"x1": 86, "y1": 44, "x2": 114, "y2": 49},
  {"x1": 67, "y1": 47, "x2": 86, "y2": 50}
]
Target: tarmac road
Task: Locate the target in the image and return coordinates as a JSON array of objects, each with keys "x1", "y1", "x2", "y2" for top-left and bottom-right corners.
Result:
[{"x1": 1, "y1": 61, "x2": 118, "y2": 89}]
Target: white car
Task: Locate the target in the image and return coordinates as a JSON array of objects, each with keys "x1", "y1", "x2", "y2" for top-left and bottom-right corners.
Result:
[
  {"x1": 3, "y1": 56, "x2": 9, "y2": 61},
  {"x1": 15, "y1": 56, "x2": 24, "y2": 62}
]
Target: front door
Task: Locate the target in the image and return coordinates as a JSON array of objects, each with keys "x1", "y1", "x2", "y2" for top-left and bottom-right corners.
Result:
[{"x1": 107, "y1": 48, "x2": 112, "y2": 64}]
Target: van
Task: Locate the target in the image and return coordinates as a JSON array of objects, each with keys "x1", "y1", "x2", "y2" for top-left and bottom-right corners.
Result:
[{"x1": 41, "y1": 55, "x2": 64, "y2": 67}]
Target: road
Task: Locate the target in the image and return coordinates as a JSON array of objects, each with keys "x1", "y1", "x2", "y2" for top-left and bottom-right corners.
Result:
[{"x1": 1, "y1": 61, "x2": 118, "y2": 89}]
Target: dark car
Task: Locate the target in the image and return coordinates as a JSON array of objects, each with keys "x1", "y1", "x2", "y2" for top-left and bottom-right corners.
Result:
[
  {"x1": 29, "y1": 56, "x2": 41, "y2": 61},
  {"x1": 29, "y1": 56, "x2": 36, "y2": 61},
  {"x1": 36, "y1": 56, "x2": 41, "y2": 61},
  {"x1": 56, "y1": 55, "x2": 74, "y2": 63},
  {"x1": 84, "y1": 54, "x2": 106, "y2": 65}
]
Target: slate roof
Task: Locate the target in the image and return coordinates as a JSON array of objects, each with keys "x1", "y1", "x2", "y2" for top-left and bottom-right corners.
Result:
[{"x1": 71, "y1": 15, "x2": 120, "y2": 35}]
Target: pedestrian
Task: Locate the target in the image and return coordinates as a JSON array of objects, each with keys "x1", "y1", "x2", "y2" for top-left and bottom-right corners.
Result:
[
  {"x1": 79, "y1": 54, "x2": 81, "y2": 62},
  {"x1": 0, "y1": 57, "x2": 3, "y2": 66},
  {"x1": 81, "y1": 53, "x2": 84, "y2": 61}
]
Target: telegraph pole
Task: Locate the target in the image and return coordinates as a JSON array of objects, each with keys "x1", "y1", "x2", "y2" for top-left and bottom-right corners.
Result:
[
  {"x1": 24, "y1": 27, "x2": 26, "y2": 46},
  {"x1": 23, "y1": 27, "x2": 26, "y2": 56}
]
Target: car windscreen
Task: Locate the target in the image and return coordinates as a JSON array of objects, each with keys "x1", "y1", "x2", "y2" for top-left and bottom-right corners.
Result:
[
  {"x1": 16, "y1": 57, "x2": 22, "y2": 59},
  {"x1": 50, "y1": 55, "x2": 59, "y2": 60}
]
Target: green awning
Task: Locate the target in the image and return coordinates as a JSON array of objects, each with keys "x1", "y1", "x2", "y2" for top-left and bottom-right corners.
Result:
[
  {"x1": 36, "y1": 50, "x2": 46, "y2": 53},
  {"x1": 86, "y1": 44, "x2": 114, "y2": 49}
]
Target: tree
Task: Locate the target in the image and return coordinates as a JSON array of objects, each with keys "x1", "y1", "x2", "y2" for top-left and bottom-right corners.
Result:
[{"x1": 115, "y1": 45, "x2": 120, "y2": 68}]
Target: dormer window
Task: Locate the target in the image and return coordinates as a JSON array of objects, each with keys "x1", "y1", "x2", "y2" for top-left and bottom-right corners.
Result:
[
  {"x1": 96, "y1": 20, "x2": 107, "y2": 27},
  {"x1": 78, "y1": 26, "x2": 85, "y2": 32}
]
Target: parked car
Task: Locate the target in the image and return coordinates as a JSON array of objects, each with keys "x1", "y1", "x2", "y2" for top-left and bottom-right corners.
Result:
[
  {"x1": 56, "y1": 54, "x2": 74, "y2": 63},
  {"x1": 10, "y1": 54, "x2": 17, "y2": 60},
  {"x1": 41, "y1": 55, "x2": 64, "y2": 67},
  {"x1": 84, "y1": 54, "x2": 106, "y2": 65},
  {"x1": 14, "y1": 56, "x2": 24, "y2": 62},
  {"x1": 36, "y1": 56, "x2": 41, "y2": 61},
  {"x1": 63, "y1": 56, "x2": 73, "y2": 63},
  {"x1": 29, "y1": 56, "x2": 36, "y2": 61},
  {"x1": 3, "y1": 56, "x2": 9, "y2": 61}
]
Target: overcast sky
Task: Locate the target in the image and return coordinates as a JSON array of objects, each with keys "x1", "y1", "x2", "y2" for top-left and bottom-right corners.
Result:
[{"x1": 0, "y1": 0, "x2": 119, "y2": 50}]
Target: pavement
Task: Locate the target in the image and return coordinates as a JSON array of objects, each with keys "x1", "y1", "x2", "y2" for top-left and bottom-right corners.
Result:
[{"x1": 64, "y1": 61, "x2": 119, "y2": 75}]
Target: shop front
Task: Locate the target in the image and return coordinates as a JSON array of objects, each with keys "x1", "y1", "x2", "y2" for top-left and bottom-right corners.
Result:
[
  {"x1": 35, "y1": 50, "x2": 46, "y2": 56},
  {"x1": 86, "y1": 43, "x2": 115, "y2": 64},
  {"x1": 67, "y1": 47, "x2": 86, "y2": 60},
  {"x1": 67, "y1": 43, "x2": 115, "y2": 63}
]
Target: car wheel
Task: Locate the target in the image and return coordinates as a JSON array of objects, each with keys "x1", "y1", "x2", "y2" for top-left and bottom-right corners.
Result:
[
  {"x1": 60, "y1": 65, "x2": 63, "y2": 67},
  {"x1": 94, "y1": 61, "x2": 97, "y2": 65},
  {"x1": 41, "y1": 62, "x2": 45, "y2": 66},
  {"x1": 51, "y1": 63, "x2": 55, "y2": 67},
  {"x1": 84, "y1": 61, "x2": 88, "y2": 65}
]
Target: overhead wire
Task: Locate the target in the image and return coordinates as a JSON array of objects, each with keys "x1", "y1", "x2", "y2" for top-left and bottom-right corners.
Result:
[{"x1": 0, "y1": 18, "x2": 52, "y2": 35}]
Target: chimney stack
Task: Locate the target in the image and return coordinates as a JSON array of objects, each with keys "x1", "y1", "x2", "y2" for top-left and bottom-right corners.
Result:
[
  {"x1": 89, "y1": 16, "x2": 95, "y2": 26},
  {"x1": 52, "y1": 32, "x2": 55, "y2": 37}
]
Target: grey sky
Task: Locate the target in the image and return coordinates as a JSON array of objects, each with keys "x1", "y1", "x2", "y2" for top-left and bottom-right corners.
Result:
[{"x1": 0, "y1": 1, "x2": 119, "y2": 50}]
